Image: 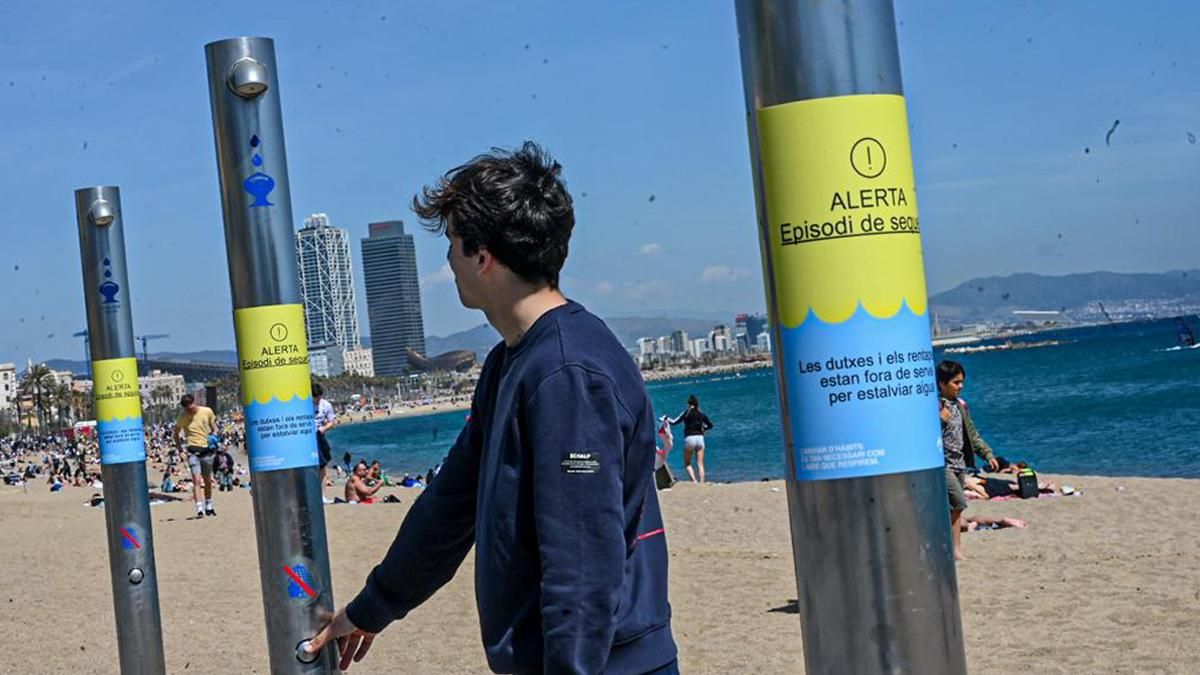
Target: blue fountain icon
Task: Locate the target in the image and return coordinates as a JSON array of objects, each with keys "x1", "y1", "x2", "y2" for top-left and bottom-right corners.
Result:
[
  {"x1": 244, "y1": 171, "x2": 276, "y2": 208},
  {"x1": 99, "y1": 280, "x2": 120, "y2": 304}
]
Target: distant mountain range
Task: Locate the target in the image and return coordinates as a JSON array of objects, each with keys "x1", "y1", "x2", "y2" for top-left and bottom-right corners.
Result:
[
  {"x1": 37, "y1": 269, "x2": 1200, "y2": 374},
  {"x1": 929, "y1": 269, "x2": 1200, "y2": 324},
  {"x1": 423, "y1": 324, "x2": 500, "y2": 357},
  {"x1": 45, "y1": 349, "x2": 239, "y2": 376}
]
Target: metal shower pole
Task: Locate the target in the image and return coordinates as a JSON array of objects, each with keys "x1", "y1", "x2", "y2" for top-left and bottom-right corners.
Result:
[
  {"x1": 735, "y1": 1, "x2": 968, "y2": 672},
  {"x1": 74, "y1": 186, "x2": 167, "y2": 675},
  {"x1": 204, "y1": 37, "x2": 337, "y2": 673}
]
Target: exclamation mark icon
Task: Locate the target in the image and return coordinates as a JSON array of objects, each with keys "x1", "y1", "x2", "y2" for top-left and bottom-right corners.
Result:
[{"x1": 851, "y1": 138, "x2": 886, "y2": 179}]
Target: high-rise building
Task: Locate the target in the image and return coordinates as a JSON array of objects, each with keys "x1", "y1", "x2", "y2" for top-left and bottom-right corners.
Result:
[
  {"x1": 636, "y1": 337, "x2": 657, "y2": 358},
  {"x1": 296, "y1": 213, "x2": 361, "y2": 351},
  {"x1": 709, "y1": 324, "x2": 733, "y2": 352},
  {"x1": 0, "y1": 363, "x2": 16, "y2": 412},
  {"x1": 745, "y1": 314, "x2": 767, "y2": 344},
  {"x1": 670, "y1": 330, "x2": 689, "y2": 354},
  {"x1": 756, "y1": 331, "x2": 772, "y2": 353},
  {"x1": 734, "y1": 313, "x2": 767, "y2": 353},
  {"x1": 361, "y1": 220, "x2": 426, "y2": 376}
]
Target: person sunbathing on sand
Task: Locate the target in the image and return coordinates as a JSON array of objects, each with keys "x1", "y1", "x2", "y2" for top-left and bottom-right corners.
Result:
[
  {"x1": 962, "y1": 515, "x2": 1027, "y2": 531},
  {"x1": 964, "y1": 474, "x2": 1058, "y2": 500}
]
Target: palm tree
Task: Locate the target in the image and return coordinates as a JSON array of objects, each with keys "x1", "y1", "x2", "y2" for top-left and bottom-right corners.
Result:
[
  {"x1": 52, "y1": 382, "x2": 76, "y2": 430},
  {"x1": 147, "y1": 385, "x2": 175, "y2": 425},
  {"x1": 18, "y1": 364, "x2": 55, "y2": 432},
  {"x1": 72, "y1": 387, "x2": 93, "y2": 423}
]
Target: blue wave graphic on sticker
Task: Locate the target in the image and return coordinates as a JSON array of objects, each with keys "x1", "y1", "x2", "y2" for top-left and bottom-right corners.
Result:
[
  {"x1": 243, "y1": 395, "x2": 318, "y2": 472},
  {"x1": 779, "y1": 304, "x2": 943, "y2": 481},
  {"x1": 98, "y1": 416, "x2": 146, "y2": 465}
]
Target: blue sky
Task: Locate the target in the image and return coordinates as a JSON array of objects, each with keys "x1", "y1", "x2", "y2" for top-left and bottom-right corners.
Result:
[{"x1": 1, "y1": 0, "x2": 1197, "y2": 365}]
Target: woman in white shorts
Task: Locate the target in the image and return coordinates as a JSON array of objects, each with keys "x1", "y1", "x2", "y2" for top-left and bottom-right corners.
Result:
[{"x1": 668, "y1": 395, "x2": 714, "y2": 484}]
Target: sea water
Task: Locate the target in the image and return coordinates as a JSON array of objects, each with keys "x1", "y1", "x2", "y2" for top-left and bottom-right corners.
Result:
[{"x1": 328, "y1": 318, "x2": 1199, "y2": 482}]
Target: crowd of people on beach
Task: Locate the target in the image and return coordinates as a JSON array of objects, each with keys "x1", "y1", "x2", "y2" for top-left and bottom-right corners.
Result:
[
  {"x1": 1, "y1": 433, "x2": 104, "y2": 491},
  {"x1": 0, "y1": 388, "x2": 440, "y2": 514}
]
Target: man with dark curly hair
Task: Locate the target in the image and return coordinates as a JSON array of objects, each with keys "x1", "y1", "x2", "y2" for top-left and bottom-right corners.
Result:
[{"x1": 308, "y1": 142, "x2": 678, "y2": 674}]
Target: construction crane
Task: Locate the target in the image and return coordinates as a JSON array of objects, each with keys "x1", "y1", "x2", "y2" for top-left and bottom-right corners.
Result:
[
  {"x1": 136, "y1": 334, "x2": 171, "y2": 375},
  {"x1": 72, "y1": 330, "x2": 90, "y2": 379}
]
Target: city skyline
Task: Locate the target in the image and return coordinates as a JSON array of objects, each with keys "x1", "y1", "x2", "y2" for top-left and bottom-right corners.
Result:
[{"x1": 1, "y1": 1, "x2": 1197, "y2": 366}]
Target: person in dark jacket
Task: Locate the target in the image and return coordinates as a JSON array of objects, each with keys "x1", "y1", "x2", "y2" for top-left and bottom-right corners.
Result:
[
  {"x1": 668, "y1": 395, "x2": 714, "y2": 484},
  {"x1": 306, "y1": 142, "x2": 677, "y2": 674},
  {"x1": 214, "y1": 445, "x2": 235, "y2": 492}
]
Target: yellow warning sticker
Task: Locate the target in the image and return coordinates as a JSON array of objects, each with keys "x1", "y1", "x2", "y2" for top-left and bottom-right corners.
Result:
[
  {"x1": 92, "y1": 357, "x2": 146, "y2": 465},
  {"x1": 234, "y1": 304, "x2": 312, "y2": 406},
  {"x1": 93, "y1": 357, "x2": 142, "y2": 421},
  {"x1": 758, "y1": 94, "x2": 928, "y2": 328}
]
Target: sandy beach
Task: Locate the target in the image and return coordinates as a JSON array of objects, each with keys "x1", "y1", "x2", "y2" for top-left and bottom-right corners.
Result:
[
  {"x1": 1, "y1": 473, "x2": 1197, "y2": 674},
  {"x1": 336, "y1": 400, "x2": 472, "y2": 427}
]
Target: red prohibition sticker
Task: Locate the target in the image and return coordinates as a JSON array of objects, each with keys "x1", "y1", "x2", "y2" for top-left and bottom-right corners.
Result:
[{"x1": 282, "y1": 556, "x2": 322, "y2": 605}]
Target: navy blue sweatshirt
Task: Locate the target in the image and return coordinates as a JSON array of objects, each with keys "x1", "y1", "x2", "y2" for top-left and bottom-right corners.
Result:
[{"x1": 347, "y1": 301, "x2": 676, "y2": 674}]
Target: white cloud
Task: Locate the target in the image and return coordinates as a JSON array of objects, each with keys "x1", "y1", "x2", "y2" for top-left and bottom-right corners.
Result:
[
  {"x1": 421, "y1": 264, "x2": 455, "y2": 287},
  {"x1": 700, "y1": 265, "x2": 750, "y2": 283},
  {"x1": 639, "y1": 243, "x2": 662, "y2": 256}
]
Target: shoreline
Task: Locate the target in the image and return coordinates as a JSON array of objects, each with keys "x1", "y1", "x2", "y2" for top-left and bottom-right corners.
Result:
[
  {"x1": 640, "y1": 358, "x2": 773, "y2": 382},
  {"x1": 335, "y1": 400, "x2": 472, "y2": 427},
  {"x1": 328, "y1": 360, "x2": 773, "y2": 431}
]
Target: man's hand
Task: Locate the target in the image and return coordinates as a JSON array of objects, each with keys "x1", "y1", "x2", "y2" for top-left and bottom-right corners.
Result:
[
  {"x1": 939, "y1": 400, "x2": 951, "y2": 423},
  {"x1": 987, "y1": 457, "x2": 1000, "y2": 472},
  {"x1": 306, "y1": 605, "x2": 377, "y2": 672}
]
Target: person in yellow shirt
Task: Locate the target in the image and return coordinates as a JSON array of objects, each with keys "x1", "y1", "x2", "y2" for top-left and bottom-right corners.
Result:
[{"x1": 174, "y1": 394, "x2": 219, "y2": 518}]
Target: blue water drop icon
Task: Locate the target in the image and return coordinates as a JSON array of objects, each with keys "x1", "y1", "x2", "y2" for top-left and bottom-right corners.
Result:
[
  {"x1": 250, "y1": 134, "x2": 260, "y2": 148},
  {"x1": 252, "y1": 154, "x2": 263, "y2": 167},
  {"x1": 244, "y1": 171, "x2": 276, "y2": 208},
  {"x1": 104, "y1": 270, "x2": 112, "y2": 278},
  {"x1": 99, "y1": 280, "x2": 120, "y2": 304}
]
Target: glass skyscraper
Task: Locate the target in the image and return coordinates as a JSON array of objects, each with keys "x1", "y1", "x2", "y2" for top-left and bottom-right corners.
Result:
[
  {"x1": 361, "y1": 220, "x2": 426, "y2": 376},
  {"x1": 296, "y1": 213, "x2": 361, "y2": 351}
]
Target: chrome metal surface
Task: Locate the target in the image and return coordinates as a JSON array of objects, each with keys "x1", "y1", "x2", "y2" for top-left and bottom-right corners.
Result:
[
  {"x1": 75, "y1": 186, "x2": 166, "y2": 675},
  {"x1": 88, "y1": 198, "x2": 116, "y2": 226},
  {"x1": 205, "y1": 37, "x2": 337, "y2": 674},
  {"x1": 205, "y1": 37, "x2": 302, "y2": 310},
  {"x1": 76, "y1": 187, "x2": 136, "y2": 359},
  {"x1": 229, "y1": 58, "x2": 270, "y2": 98},
  {"x1": 295, "y1": 640, "x2": 319, "y2": 664},
  {"x1": 734, "y1": 2, "x2": 967, "y2": 673}
]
